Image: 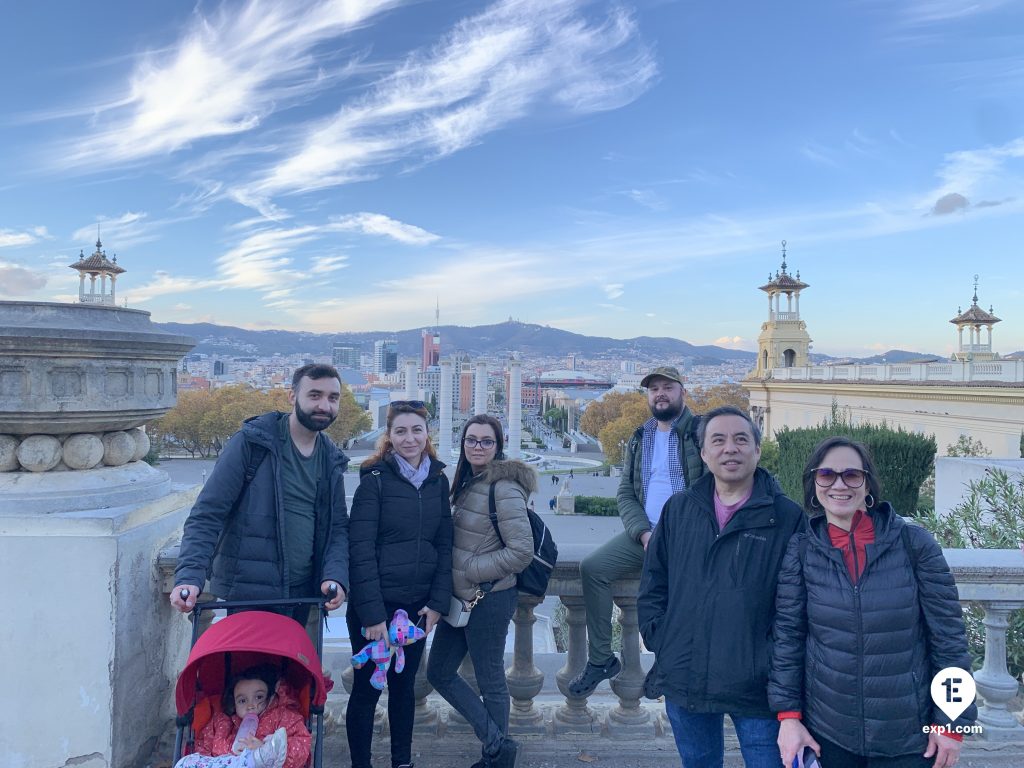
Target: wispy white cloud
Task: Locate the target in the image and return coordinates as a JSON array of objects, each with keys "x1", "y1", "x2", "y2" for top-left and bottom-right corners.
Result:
[
  {"x1": 899, "y1": 0, "x2": 1013, "y2": 25},
  {"x1": 124, "y1": 271, "x2": 222, "y2": 304},
  {"x1": 604, "y1": 283, "x2": 624, "y2": 299},
  {"x1": 928, "y1": 136, "x2": 1024, "y2": 200},
  {"x1": 120, "y1": 223, "x2": 324, "y2": 304},
  {"x1": 800, "y1": 142, "x2": 840, "y2": 168},
  {"x1": 845, "y1": 128, "x2": 875, "y2": 155},
  {"x1": 0, "y1": 261, "x2": 48, "y2": 294},
  {"x1": 216, "y1": 225, "x2": 321, "y2": 291},
  {"x1": 0, "y1": 228, "x2": 41, "y2": 248},
  {"x1": 57, "y1": 0, "x2": 403, "y2": 168},
  {"x1": 624, "y1": 188, "x2": 668, "y2": 211},
  {"x1": 889, "y1": 129, "x2": 915, "y2": 148},
  {"x1": 712, "y1": 335, "x2": 756, "y2": 351},
  {"x1": 243, "y1": 0, "x2": 656, "y2": 201},
  {"x1": 292, "y1": 248, "x2": 549, "y2": 330},
  {"x1": 331, "y1": 212, "x2": 440, "y2": 244},
  {"x1": 120, "y1": 211, "x2": 430, "y2": 305},
  {"x1": 547, "y1": 139, "x2": 1024, "y2": 279},
  {"x1": 310, "y1": 255, "x2": 349, "y2": 273},
  {"x1": 71, "y1": 211, "x2": 161, "y2": 249}
]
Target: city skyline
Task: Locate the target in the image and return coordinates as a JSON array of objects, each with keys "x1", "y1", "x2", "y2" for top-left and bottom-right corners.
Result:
[{"x1": 1, "y1": 1, "x2": 1022, "y2": 357}]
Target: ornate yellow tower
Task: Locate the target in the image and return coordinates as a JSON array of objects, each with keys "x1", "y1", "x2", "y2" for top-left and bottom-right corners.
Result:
[
  {"x1": 950, "y1": 275, "x2": 1000, "y2": 362},
  {"x1": 751, "y1": 241, "x2": 811, "y2": 377}
]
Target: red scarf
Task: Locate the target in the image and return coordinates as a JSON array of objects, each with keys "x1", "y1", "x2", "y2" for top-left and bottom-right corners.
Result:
[{"x1": 827, "y1": 509, "x2": 874, "y2": 584}]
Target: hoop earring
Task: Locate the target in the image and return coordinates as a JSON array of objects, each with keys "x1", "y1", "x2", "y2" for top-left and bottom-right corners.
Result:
[
  {"x1": 810, "y1": 496, "x2": 821, "y2": 509},
  {"x1": 865, "y1": 494, "x2": 875, "y2": 508}
]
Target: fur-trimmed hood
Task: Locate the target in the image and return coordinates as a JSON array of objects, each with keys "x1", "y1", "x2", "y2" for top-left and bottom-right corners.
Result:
[
  {"x1": 479, "y1": 458, "x2": 538, "y2": 495},
  {"x1": 449, "y1": 458, "x2": 536, "y2": 600}
]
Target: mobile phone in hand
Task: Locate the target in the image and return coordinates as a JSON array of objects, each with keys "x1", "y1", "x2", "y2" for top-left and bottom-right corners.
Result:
[{"x1": 791, "y1": 746, "x2": 821, "y2": 768}]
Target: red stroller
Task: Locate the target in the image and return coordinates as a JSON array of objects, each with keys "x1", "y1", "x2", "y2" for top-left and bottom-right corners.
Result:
[{"x1": 172, "y1": 596, "x2": 332, "y2": 768}]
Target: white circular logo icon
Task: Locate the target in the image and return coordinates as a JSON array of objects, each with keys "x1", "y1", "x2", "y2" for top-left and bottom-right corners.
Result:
[{"x1": 930, "y1": 667, "x2": 976, "y2": 722}]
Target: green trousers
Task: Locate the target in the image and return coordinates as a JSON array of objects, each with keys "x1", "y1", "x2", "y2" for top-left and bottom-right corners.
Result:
[{"x1": 579, "y1": 529, "x2": 645, "y2": 666}]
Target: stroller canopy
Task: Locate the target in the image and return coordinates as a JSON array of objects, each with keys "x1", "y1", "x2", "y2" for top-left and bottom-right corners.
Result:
[{"x1": 175, "y1": 610, "x2": 328, "y2": 715}]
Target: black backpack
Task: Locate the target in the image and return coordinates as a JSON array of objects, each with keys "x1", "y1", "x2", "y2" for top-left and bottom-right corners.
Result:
[{"x1": 486, "y1": 482, "x2": 558, "y2": 597}]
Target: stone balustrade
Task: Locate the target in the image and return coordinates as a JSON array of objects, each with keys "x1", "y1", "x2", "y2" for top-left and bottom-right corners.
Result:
[
  {"x1": 768, "y1": 359, "x2": 1024, "y2": 384},
  {"x1": 158, "y1": 546, "x2": 1024, "y2": 744}
]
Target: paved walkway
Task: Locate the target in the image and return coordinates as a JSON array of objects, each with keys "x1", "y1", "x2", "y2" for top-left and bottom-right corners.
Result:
[{"x1": 314, "y1": 699, "x2": 1024, "y2": 768}]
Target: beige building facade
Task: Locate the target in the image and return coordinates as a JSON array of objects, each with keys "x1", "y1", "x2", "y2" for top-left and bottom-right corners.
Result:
[
  {"x1": 746, "y1": 375, "x2": 1024, "y2": 457},
  {"x1": 744, "y1": 257, "x2": 1024, "y2": 457}
]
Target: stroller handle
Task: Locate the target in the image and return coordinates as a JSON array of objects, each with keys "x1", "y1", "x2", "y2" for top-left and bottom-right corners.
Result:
[
  {"x1": 190, "y1": 589, "x2": 338, "y2": 616},
  {"x1": 181, "y1": 583, "x2": 336, "y2": 610}
]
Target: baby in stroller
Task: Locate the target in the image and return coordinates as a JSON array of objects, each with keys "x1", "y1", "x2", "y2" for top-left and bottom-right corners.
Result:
[
  {"x1": 175, "y1": 664, "x2": 309, "y2": 768},
  {"x1": 174, "y1": 605, "x2": 331, "y2": 768},
  {"x1": 174, "y1": 663, "x2": 307, "y2": 765}
]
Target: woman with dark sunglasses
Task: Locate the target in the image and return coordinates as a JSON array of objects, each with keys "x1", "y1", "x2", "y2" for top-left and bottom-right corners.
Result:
[
  {"x1": 426, "y1": 414, "x2": 535, "y2": 768},
  {"x1": 769, "y1": 436, "x2": 975, "y2": 768},
  {"x1": 346, "y1": 401, "x2": 453, "y2": 768}
]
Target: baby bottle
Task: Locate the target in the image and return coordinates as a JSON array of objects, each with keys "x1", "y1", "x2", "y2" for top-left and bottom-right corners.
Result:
[{"x1": 231, "y1": 713, "x2": 260, "y2": 753}]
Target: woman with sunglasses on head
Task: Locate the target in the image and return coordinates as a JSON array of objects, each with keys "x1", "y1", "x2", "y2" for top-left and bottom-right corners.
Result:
[
  {"x1": 769, "y1": 436, "x2": 975, "y2": 768},
  {"x1": 346, "y1": 401, "x2": 453, "y2": 768},
  {"x1": 426, "y1": 414, "x2": 535, "y2": 768}
]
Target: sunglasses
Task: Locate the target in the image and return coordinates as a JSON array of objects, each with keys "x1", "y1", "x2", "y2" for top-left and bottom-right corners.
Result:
[
  {"x1": 463, "y1": 437, "x2": 497, "y2": 449},
  {"x1": 812, "y1": 468, "x2": 868, "y2": 488},
  {"x1": 390, "y1": 400, "x2": 427, "y2": 410}
]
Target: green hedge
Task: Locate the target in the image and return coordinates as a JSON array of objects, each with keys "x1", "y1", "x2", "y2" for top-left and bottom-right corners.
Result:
[
  {"x1": 775, "y1": 417, "x2": 936, "y2": 516},
  {"x1": 574, "y1": 496, "x2": 619, "y2": 516}
]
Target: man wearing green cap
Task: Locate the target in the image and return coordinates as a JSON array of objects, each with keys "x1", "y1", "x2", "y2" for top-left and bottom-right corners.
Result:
[{"x1": 569, "y1": 365, "x2": 706, "y2": 696}]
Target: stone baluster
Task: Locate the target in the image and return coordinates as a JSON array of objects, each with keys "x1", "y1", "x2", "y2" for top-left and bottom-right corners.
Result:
[
  {"x1": 608, "y1": 592, "x2": 651, "y2": 736},
  {"x1": 507, "y1": 594, "x2": 545, "y2": 732},
  {"x1": 338, "y1": 665, "x2": 355, "y2": 729},
  {"x1": 412, "y1": 653, "x2": 440, "y2": 735},
  {"x1": 554, "y1": 594, "x2": 599, "y2": 733},
  {"x1": 974, "y1": 601, "x2": 1024, "y2": 739}
]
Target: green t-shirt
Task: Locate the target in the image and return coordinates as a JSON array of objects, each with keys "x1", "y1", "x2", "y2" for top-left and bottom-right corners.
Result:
[{"x1": 278, "y1": 414, "x2": 322, "y2": 587}]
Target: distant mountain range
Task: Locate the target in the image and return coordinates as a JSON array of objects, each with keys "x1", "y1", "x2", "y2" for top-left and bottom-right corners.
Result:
[
  {"x1": 155, "y1": 319, "x2": 759, "y2": 364},
  {"x1": 155, "y1": 320, "x2": 942, "y2": 367},
  {"x1": 825, "y1": 349, "x2": 944, "y2": 365}
]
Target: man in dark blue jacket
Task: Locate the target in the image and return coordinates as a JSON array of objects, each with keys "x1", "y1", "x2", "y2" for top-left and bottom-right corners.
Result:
[
  {"x1": 171, "y1": 364, "x2": 349, "y2": 622},
  {"x1": 638, "y1": 405, "x2": 805, "y2": 768}
]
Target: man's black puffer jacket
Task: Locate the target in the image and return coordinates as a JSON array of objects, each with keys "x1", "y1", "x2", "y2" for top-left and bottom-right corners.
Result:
[
  {"x1": 638, "y1": 468, "x2": 806, "y2": 717},
  {"x1": 769, "y1": 503, "x2": 976, "y2": 757},
  {"x1": 174, "y1": 411, "x2": 350, "y2": 600},
  {"x1": 347, "y1": 454, "x2": 453, "y2": 627}
]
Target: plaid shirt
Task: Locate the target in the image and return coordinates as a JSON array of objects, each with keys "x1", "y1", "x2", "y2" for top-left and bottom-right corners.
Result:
[{"x1": 639, "y1": 416, "x2": 686, "y2": 502}]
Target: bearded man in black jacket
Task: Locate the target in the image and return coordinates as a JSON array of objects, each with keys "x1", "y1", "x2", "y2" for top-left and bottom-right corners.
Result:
[
  {"x1": 638, "y1": 405, "x2": 806, "y2": 768},
  {"x1": 170, "y1": 364, "x2": 349, "y2": 623}
]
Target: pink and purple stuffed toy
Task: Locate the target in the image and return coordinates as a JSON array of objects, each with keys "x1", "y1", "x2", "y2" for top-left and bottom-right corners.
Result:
[{"x1": 351, "y1": 608, "x2": 426, "y2": 690}]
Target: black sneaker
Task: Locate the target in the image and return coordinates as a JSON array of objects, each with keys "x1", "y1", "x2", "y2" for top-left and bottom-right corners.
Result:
[
  {"x1": 567, "y1": 656, "x2": 622, "y2": 696},
  {"x1": 490, "y1": 738, "x2": 519, "y2": 768}
]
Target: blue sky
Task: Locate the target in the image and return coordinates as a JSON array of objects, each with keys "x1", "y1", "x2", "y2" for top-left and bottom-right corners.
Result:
[{"x1": 1, "y1": 0, "x2": 1022, "y2": 357}]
